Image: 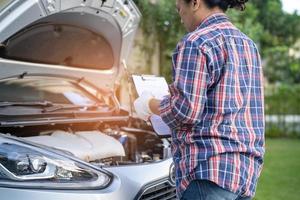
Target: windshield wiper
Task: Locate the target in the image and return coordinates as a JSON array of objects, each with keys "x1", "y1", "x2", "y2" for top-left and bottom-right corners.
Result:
[
  {"x1": 41, "y1": 104, "x2": 103, "y2": 113},
  {"x1": 0, "y1": 101, "x2": 108, "y2": 113},
  {"x1": 0, "y1": 101, "x2": 54, "y2": 107}
]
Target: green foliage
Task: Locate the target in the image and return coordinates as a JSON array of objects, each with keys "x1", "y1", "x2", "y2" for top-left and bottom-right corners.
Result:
[
  {"x1": 250, "y1": 0, "x2": 300, "y2": 84},
  {"x1": 265, "y1": 84, "x2": 300, "y2": 137},
  {"x1": 265, "y1": 125, "x2": 284, "y2": 138},
  {"x1": 133, "y1": 0, "x2": 185, "y2": 82},
  {"x1": 265, "y1": 84, "x2": 300, "y2": 114},
  {"x1": 264, "y1": 46, "x2": 300, "y2": 83},
  {"x1": 252, "y1": 0, "x2": 300, "y2": 48}
]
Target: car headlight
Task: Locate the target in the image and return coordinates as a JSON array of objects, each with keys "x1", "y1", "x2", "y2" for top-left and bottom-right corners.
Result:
[{"x1": 0, "y1": 136, "x2": 111, "y2": 189}]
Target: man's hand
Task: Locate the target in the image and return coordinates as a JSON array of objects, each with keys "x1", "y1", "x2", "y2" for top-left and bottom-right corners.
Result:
[{"x1": 133, "y1": 91, "x2": 154, "y2": 121}]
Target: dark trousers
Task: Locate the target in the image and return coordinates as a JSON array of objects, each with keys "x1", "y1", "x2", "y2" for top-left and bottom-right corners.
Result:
[{"x1": 181, "y1": 180, "x2": 252, "y2": 200}]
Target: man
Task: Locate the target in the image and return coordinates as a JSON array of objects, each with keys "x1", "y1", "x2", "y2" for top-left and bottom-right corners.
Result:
[{"x1": 134, "y1": 0, "x2": 265, "y2": 199}]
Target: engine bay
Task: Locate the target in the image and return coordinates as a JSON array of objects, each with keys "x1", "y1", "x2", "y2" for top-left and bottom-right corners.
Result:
[{"x1": 0, "y1": 121, "x2": 172, "y2": 167}]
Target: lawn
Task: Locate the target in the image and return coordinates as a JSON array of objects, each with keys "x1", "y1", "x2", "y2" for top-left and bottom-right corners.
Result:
[{"x1": 254, "y1": 138, "x2": 300, "y2": 200}]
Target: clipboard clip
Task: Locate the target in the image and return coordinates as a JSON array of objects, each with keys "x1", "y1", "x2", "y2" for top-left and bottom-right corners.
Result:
[{"x1": 141, "y1": 74, "x2": 157, "y2": 81}]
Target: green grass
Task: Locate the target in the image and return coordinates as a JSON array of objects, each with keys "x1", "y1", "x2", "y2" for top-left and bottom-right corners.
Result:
[{"x1": 254, "y1": 138, "x2": 300, "y2": 200}]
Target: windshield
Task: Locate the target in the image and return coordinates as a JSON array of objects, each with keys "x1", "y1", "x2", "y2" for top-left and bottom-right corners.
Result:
[
  {"x1": 0, "y1": 77, "x2": 99, "y2": 106},
  {"x1": 3, "y1": 24, "x2": 114, "y2": 70}
]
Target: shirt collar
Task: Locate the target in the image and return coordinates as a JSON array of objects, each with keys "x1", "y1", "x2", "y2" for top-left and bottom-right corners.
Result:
[{"x1": 197, "y1": 13, "x2": 229, "y2": 30}]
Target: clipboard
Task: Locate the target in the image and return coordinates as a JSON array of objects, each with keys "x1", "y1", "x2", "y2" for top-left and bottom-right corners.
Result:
[
  {"x1": 132, "y1": 75, "x2": 172, "y2": 137},
  {"x1": 132, "y1": 75, "x2": 169, "y2": 99}
]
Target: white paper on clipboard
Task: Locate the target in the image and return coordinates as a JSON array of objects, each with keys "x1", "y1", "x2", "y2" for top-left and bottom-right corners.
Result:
[
  {"x1": 132, "y1": 75, "x2": 172, "y2": 137},
  {"x1": 132, "y1": 75, "x2": 169, "y2": 99}
]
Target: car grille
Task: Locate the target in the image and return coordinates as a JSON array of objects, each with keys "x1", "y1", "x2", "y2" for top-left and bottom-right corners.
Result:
[{"x1": 139, "y1": 181, "x2": 177, "y2": 200}]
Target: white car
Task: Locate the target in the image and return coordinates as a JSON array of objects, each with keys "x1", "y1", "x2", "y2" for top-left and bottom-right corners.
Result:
[{"x1": 0, "y1": 0, "x2": 176, "y2": 199}]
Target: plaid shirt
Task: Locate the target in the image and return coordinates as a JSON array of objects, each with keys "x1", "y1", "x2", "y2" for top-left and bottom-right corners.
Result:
[{"x1": 159, "y1": 13, "x2": 265, "y2": 198}]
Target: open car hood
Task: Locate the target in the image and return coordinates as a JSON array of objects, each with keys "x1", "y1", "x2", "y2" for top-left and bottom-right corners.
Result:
[{"x1": 0, "y1": 0, "x2": 140, "y2": 89}]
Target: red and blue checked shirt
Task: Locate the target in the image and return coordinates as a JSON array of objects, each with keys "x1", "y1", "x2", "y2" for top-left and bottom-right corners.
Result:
[{"x1": 159, "y1": 13, "x2": 265, "y2": 198}]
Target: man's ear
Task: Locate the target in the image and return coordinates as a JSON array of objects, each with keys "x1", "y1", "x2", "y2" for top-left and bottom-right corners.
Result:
[{"x1": 191, "y1": 0, "x2": 201, "y2": 11}]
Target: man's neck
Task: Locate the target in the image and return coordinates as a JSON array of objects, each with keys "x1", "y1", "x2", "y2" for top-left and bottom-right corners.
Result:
[{"x1": 194, "y1": 7, "x2": 224, "y2": 28}]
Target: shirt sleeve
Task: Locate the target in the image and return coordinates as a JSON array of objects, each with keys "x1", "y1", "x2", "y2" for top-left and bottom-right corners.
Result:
[{"x1": 159, "y1": 40, "x2": 210, "y2": 129}]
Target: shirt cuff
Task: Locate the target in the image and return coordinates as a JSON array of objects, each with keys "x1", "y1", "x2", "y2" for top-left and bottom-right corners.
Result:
[{"x1": 159, "y1": 95, "x2": 180, "y2": 129}]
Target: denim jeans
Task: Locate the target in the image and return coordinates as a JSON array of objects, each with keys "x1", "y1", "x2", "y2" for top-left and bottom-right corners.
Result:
[{"x1": 180, "y1": 180, "x2": 252, "y2": 200}]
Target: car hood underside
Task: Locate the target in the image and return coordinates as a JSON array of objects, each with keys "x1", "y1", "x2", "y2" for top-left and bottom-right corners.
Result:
[{"x1": 0, "y1": 0, "x2": 141, "y2": 89}]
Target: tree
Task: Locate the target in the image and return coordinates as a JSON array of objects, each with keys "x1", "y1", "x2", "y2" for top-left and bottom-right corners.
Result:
[
  {"x1": 250, "y1": 0, "x2": 300, "y2": 83},
  {"x1": 133, "y1": 0, "x2": 184, "y2": 82}
]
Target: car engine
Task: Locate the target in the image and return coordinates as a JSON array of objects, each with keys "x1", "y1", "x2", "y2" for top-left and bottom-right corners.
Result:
[{"x1": 0, "y1": 122, "x2": 172, "y2": 167}]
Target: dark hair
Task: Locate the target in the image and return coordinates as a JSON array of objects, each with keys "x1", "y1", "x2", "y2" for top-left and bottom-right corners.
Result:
[{"x1": 184, "y1": 0, "x2": 248, "y2": 11}]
